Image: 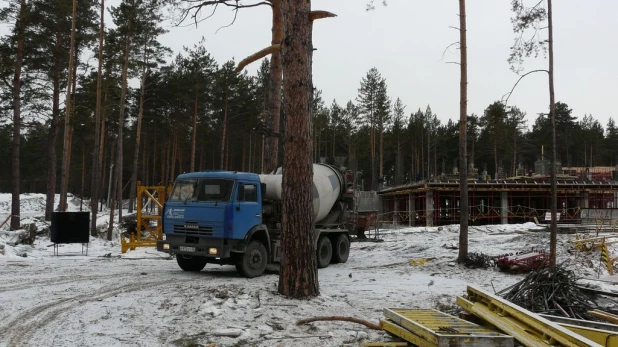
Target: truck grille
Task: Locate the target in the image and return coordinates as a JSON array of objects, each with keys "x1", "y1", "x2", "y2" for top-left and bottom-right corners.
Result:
[{"x1": 173, "y1": 223, "x2": 214, "y2": 236}]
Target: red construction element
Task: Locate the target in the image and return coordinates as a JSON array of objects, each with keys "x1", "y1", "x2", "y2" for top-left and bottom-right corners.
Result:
[
  {"x1": 354, "y1": 210, "x2": 377, "y2": 238},
  {"x1": 496, "y1": 249, "x2": 547, "y2": 273}
]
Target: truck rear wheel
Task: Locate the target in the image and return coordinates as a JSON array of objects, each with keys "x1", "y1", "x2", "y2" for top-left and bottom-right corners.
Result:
[
  {"x1": 317, "y1": 236, "x2": 332, "y2": 269},
  {"x1": 176, "y1": 255, "x2": 208, "y2": 272},
  {"x1": 331, "y1": 234, "x2": 350, "y2": 263},
  {"x1": 236, "y1": 240, "x2": 267, "y2": 278}
]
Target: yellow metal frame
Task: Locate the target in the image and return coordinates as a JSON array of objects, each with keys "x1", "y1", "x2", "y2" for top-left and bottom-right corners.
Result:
[
  {"x1": 540, "y1": 314, "x2": 618, "y2": 347},
  {"x1": 380, "y1": 320, "x2": 432, "y2": 347},
  {"x1": 457, "y1": 285, "x2": 602, "y2": 347},
  {"x1": 121, "y1": 182, "x2": 172, "y2": 253},
  {"x1": 382, "y1": 308, "x2": 512, "y2": 347},
  {"x1": 360, "y1": 342, "x2": 409, "y2": 347}
]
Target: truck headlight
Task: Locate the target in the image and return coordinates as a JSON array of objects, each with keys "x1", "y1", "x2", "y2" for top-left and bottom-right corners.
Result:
[
  {"x1": 208, "y1": 248, "x2": 218, "y2": 255},
  {"x1": 163, "y1": 243, "x2": 170, "y2": 250}
]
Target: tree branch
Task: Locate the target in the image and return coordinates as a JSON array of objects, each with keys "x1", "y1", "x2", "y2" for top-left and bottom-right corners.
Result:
[
  {"x1": 175, "y1": 0, "x2": 271, "y2": 28},
  {"x1": 296, "y1": 316, "x2": 382, "y2": 330},
  {"x1": 235, "y1": 44, "x2": 280, "y2": 72},
  {"x1": 441, "y1": 41, "x2": 459, "y2": 61},
  {"x1": 502, "y1": 69, "x2": 549, "y2": 106},
  {"x1": 310, "y1": 10, "x2": 336, "y2": 21}
]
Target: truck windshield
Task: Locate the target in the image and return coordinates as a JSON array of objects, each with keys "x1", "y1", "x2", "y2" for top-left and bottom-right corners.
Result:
[
  {"x1": 169, "y1": 179, "x2": 198, "y2": 202},
  {"x1": 196, "y1": 179, "x2": 234, "y2": 203}
]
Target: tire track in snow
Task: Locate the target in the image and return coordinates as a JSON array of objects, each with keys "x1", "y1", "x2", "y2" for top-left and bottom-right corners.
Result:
[
  {"x1": 0, "y1": 273, "x2": 137, "y2": 293},
  {"x1": 0, "y1": 279, "x2": 172, "y2": 347}
]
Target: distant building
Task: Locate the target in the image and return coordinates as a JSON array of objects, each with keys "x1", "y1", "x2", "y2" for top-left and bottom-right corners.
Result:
[{"x1": 378, "y1": 165, "x2": 618, "y2": 227}]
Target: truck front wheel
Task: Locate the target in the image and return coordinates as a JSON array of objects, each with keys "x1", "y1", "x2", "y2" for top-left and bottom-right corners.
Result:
[
  {"x1": 176, "y1": 255, "x2": 208, "y2": 272},
  {"x1": 317, "y1": 236, "x2": 332, "y2": 269},
  {"x1": 236, "y1": 241, "x2": 268, "y2": 278},
  {"x1": 331, "y1": 234, "x2": 350, "y2": 263}
]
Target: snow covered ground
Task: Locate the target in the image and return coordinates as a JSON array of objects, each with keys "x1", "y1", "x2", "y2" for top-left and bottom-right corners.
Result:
[{"x1": 1, "y1": 193, "x2": 618, "y2": 347}]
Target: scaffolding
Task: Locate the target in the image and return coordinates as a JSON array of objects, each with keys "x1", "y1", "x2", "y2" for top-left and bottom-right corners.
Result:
[
  {"x1": 121, "y1": 182, "x2": 172, "y2": 253},
  {"x1": 378, "y1": 179, "x2": 618, "y2": 227}
]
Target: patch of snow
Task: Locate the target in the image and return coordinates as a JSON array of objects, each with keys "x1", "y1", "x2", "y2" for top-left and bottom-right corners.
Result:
[{"x1": 0, "y1": 192, "x2": 616, "y2": 346}]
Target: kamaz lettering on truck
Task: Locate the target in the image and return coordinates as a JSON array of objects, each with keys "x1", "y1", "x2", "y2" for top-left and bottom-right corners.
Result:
[{"x1": 157, "y1": 159, "x2": 357, "y2": 278}]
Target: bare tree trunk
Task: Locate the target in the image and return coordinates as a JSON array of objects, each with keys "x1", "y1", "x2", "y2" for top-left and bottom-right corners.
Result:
[
  {"x1": 220, "y1": 91, "x2": 228, "y2": 169},
  {"x1": 170, "y1": 134, "x2": 177, "y2": 181},
  {"x1": 427, "y1": 125, "x2": 431, "y2": 179},
  {"x1": 190, "y1": 84, "x2": 198, "y2": 172},
  {"x1": 128, "y1": 67, "x2": 148, "y2": 213},
  {"x1": 10, "y1": 0, "x2": 26, "y2": 231},
  {"x1": 379, "y1": 122, "x2": 384, "y2": 180},
  {"x1": 107, "y1": 140, "x2": 117, "y2": 241},
  {"x1": 59, "y1": 0, "x2": 78, "y2": 212},
  {"x1": 278, "y1": 0, "x2": 319, "y2": 299},
  {"x1": 80, "y1": 144, "x2": 85, "y2": 211},
  {"x1": 513, "y1": 127, "x2": 517, "y2": 176},
  {"x1": 45, "y1": 33, "x2": 62, "y2": 221},
  {"x1": 264, "y1": 0, "x2": 283, "y2": 173},
  {"x1": 457, "y1": 0, "x2": 469, "y2": 263},
  {"x1": 494, "y1": 139, "x2": 498, "y2": 178},
  {"x1": 90, "y1": 0, "x2": 104, "y2": 235},
  {"x1": 116, "y1": 16, "x2": 133, "y2": 221},
  {"x1": 548, "y1": 0, "x2": 557, "y2": 267}
]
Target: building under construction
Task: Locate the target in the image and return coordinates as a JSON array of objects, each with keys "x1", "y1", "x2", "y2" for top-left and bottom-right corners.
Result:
[{"x1": 377, "y1": 162, "x2": 618, "y2": 227}]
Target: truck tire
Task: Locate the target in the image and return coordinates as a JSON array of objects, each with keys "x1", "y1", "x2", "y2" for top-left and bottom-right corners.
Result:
[
  {"x1": 236, "y1": 241, "x2": 268, "y2": 278},
  {"x1": 317, "y1": 236, "x2": 332, "y2": 269},
  {"x1": 331, "y1": 234, "x2": 350, "y2": 263},
  {"x1": 176, "y1": 255, "x2": 208, "y2": 272}
]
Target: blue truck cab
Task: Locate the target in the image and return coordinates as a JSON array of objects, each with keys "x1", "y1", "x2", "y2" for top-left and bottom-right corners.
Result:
[{"x1": 157, "y1": 171, "x2": 275, "y2": 277}]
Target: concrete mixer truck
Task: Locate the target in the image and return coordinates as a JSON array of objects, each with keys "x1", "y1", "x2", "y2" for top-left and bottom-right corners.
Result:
[{"x1": 156, "y1": 158, "x2": 357, "y2": 278}]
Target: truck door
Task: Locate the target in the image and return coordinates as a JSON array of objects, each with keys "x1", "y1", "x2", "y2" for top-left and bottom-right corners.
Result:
[{"x1": 231, "y1": 182, "x2": 262, "y2": 239}]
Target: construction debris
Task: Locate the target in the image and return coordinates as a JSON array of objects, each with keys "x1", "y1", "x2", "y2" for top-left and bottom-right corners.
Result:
[
  {"x1": 463, "y1": 252, "x2": 494, "y2": 269},
  {"x1": 497, "y1": 263, "x2": 598, "y2": 319},
  {"x1": 496, "y1": 249, "x2": 547, "y2": 273},
  {"x1": 588, "y1": 309, "x2": 618, "y2": 325},
  {"x1": 296, "y1": 316, "x2": 382, "y2": 330},
  {"x1": 458, "y1": 285, "x2": 602, "y2": 347}
]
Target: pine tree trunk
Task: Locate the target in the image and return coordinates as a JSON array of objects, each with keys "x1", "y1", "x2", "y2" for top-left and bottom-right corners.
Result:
[
  {"x1": 278, "y1": 0, "x2": 319, "y2": 299},
  {"x1": 90, "y1": 0, "x2": 104, "y2": 235},
  {"x1": 220, "y1": 91, "x2": 228, "y2": 169},
  {"x1": 59, "y1": 0, "x2": 78, "y2": 212},
  {"x1": 10, "y1": 0, "x2": 26, "y2": 231},
  {"x1": 116, "y1": 16, "x2": 133, "y2": 221},
  {"x1": 457, "y1": 0, "x2": 469, "y2": 263},
  {"x1": 45, "y1": 33, "x2": 62, "y2": 221},
  {"x1": 513, "y1": 128, "x2": 517, "y2": 176},
  {"x1": 107, "y1": 139, "x2": 117, "y2": 241},
  {"x1": 427, "y1": 126, "x2": 431, "y2": 179},
  {"x1": 494, "y1": 139, "x2": 498, "y2": 178},
  {"x1": 190, "y1": 83, "x2": 198, "y2": 172},
  {"x1": 379, "y1": 122, "x2": 384, "y2": 180},
  {"x1": 128, "y1": 68, "x2": 148, "y2": 213},
  {"x1": 548, "y1": 0, "x2": 557, "y2": 267},
  {"x1": 264, "y1": 0, "x2": 283, "y2": 174}
]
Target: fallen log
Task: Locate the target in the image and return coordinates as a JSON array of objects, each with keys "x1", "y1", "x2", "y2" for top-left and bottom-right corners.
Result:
[{"x1": 296, "y1": 316, "x2": 382, "y2": 330}]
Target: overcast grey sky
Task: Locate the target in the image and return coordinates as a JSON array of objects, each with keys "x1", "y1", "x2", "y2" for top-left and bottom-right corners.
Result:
[{"x1": 152, "y1": 0, "x2": 617, "y2": 130}]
